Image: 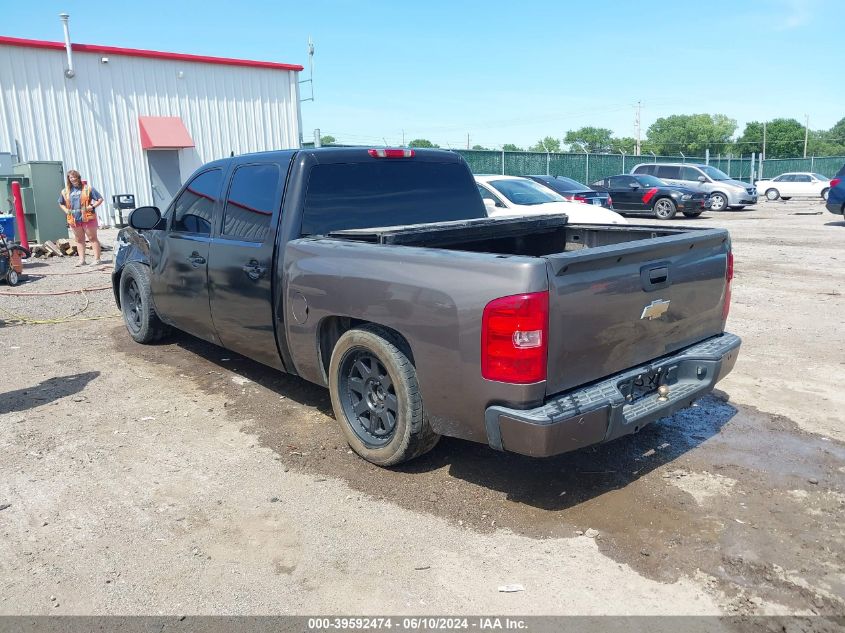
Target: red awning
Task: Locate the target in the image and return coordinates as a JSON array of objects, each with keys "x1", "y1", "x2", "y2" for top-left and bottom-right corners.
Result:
[{"x1": 139, "y1": 116, "x2": 195, "y2": 150}]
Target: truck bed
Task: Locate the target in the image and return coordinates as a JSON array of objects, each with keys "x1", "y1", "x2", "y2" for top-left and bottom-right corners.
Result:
[
  {"x1": 329, "y1": 215, "x2": 731, "y2": 394},
  {"x1": 328, "y1": 214, "x2": 722, "y2": 258}
]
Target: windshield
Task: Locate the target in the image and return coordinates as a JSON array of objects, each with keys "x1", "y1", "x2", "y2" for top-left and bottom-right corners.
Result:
[
  {"x1": 812, "y1": 173, "x2": 829, "y2": 181},
  {"x1": 633, "y1": 175, "x2": 667, "y2": 187},
  {"x1": 489, "y1": 178, "x2": 565, "y2": 205},
  {"x1": 700, "y1": 165, "x2": 731, "y2": 181}
]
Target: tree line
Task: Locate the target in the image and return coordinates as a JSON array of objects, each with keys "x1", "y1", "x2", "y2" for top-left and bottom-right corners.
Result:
[{"x1": 398, "y1": 115, "x2": 845, "y2": 158}]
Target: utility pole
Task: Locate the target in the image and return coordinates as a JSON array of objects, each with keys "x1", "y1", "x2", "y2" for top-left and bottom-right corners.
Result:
[
  {"x1": 467, "y1": 133, "x2": 470, "y2": 150},
  {"x1": 402, "y1": 129, "x2": 405, "y2": 146},
  {"x1": 803, "y1": 114, "x2": 809, "y2": 158},
  {"x1": 762, "y1": 122, "x2": 767, "y2": 161},
  {"x1": 635, "y1": 101, "x2": 642, "y2": 156}
]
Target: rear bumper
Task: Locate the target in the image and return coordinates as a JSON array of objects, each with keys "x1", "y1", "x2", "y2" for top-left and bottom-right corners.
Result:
[
  {"x1": 484, "y1": 332, "x2": 741, "y2": 458},
  {"x1": 826, "y1": 200, "x2": 843, "y2": 215}
]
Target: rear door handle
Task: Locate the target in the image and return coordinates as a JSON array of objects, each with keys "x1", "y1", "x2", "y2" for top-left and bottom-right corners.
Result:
[
  {"x1": 649, "y1": 266, "x2": 668, "y2": 284},
  {"x1": 242, "y1": 260, "x2": 267, "y2": 281},
  {"x1": 188, "y1": 252, "x2": 206, "y2": 267}
]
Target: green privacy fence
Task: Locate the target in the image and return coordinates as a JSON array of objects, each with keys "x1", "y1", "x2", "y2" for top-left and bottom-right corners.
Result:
[{"x1": 454, "y1": 149, "x2": 845, "y2": 183}]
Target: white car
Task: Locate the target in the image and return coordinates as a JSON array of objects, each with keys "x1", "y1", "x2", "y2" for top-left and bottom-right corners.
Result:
[
  {"x1": 475, "y1": 175, "x2": 627, "y2": 224},
  {"x1": 755, "y1": 172, "x2": 832, "y2": 201}
]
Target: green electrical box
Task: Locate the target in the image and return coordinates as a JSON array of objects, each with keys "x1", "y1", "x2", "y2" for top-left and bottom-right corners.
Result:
[{"x1": 12, "y1": 161, "x2": 66, "y2": 244}]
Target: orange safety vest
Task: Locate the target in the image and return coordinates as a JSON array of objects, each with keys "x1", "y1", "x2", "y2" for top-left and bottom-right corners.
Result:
[{"x1": 62, "y1": 185, "x2": 97, "y2": 226}]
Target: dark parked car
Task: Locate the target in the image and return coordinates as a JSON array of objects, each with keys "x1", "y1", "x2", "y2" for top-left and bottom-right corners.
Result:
[
  {"x1": 526, "y1": 175, "x2": 613, "y2": 209},
  {"x1": 113, "y1": 148, "x2": 739, "y2": 466},
  {"x1": 825, "y1": 164, "x2": 845, "y2": 218},
  {"x1": 591, "y1": 174, "x2": 710, "y2": 220}
]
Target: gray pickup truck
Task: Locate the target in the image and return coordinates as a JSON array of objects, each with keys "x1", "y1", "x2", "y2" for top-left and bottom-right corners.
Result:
[{"x1": 113, "y1": 148, "x2": 740, "y2": 466}]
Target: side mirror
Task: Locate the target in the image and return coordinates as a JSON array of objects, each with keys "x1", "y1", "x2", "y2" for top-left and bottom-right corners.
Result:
[
  {"x1": 129, "y1": 206, "x2": 163, "y2": 230},
  {"x1": 697, "y1": 175, "x2": 707, "y2": 183}
]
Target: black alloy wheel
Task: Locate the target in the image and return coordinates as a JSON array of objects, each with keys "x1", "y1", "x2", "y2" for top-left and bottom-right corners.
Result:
[{"x1": 338, "y1": 348, "x2": 399, "y2": 447}]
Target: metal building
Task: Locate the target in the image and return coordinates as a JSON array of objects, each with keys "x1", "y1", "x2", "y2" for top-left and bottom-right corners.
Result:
[{"x1": 0, "y1": 27, "x2": 303, "y2": 223}]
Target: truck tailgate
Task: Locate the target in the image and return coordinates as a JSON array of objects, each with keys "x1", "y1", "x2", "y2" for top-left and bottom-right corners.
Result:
[{"x1": 543, "y1": 228, "x2": 730, "y2": 395}]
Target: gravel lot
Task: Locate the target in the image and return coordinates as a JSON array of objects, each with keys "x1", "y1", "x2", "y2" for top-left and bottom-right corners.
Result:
[{"x1": 0, "y1": 199, "x2": 843, "y2": 625}]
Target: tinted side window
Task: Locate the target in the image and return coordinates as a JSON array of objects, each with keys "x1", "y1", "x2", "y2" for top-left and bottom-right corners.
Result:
[
  {"x1": 634, "y1": 165, "x2": 655, "y2": 175},
  {"x1": 656, "y1": 165, "x2": 681, "y2": 179},
  {"x1": 682, "y1": 167, "x2": 702, "y2": 181},
  {"x1": 222, "y1": 164, "x2": 280, "y2": 242},
  {"x1": 794, "y1": 175, "x2": 811, "y2": 182},
  {"x1": 301, "y1": 161, "x2": 486, "y2": 236},
  {"x1": 477, "y1": 184, "x2": 505, "y2": 206},
  {"x1": 608, "y1": 175, "x2": 633, "y2": 188},
  {"x1": 172, "y1": 169, "x2": 222, "y2": 235}
]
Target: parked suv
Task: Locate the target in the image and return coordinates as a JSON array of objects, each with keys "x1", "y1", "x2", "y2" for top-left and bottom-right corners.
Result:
[{"x1": 632, "y1": 163, "x2": 757, "y2": 211}]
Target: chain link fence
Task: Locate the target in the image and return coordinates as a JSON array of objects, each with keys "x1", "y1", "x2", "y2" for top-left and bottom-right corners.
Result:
[{"x1": 454, "y1": 149, "x2": 845, "y2": 183}]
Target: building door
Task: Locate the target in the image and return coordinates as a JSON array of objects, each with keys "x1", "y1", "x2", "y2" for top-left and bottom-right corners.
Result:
[{"x1": 147, "y1": 150, "x2": 182, "y2": 209}]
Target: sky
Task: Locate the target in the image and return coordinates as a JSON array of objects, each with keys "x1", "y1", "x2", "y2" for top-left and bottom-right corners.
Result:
[{"x1": 3, "y1": 0, "x2": 842, "y2": 149}]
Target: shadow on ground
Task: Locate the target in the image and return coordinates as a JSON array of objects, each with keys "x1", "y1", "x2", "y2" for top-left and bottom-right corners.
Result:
[{"x1": 0, "y1": 371, "x2": 100, "y2": 415}]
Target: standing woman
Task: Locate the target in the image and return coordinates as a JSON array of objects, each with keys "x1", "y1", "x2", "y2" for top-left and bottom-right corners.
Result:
[{"x1": 58, "y1": 170, "x2": 105, "y2": 266}]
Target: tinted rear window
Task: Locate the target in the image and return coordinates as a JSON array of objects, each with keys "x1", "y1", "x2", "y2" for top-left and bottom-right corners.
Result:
[
  {"x1": 634, "y1": 165, "x2": 656, "y2": 175},
  {"x1": 301, "y1": 162, "x2": 485, "y2": 235},
  {"x1": 544, "y1": 176, "x2": 584, "y2": 192}
]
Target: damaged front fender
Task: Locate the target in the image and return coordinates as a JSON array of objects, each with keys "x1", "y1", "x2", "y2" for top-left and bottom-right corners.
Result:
[{"x1": 111, "y1": 227, "x2": 151, "y2": 309}]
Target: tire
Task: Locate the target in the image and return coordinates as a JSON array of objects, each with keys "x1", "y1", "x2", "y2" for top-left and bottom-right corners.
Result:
[
  {"x1": 329, "y1": 324, "x2": 439, "y2": 466},
  {"x1": 652, "y1": 197, "x2": 677, "y2": 220},
  {"x1": 7, "y1": 269, "x2": 19, "y2": 286},
  {"x1": 822, "y1": 188, "x2": 830, "y2": 201},
  {"x1": 119, "y1": 261, "x2": 170, "y2": 344},
  {"x1": 709, "y1": 192, "x2": 728, "y2": 211},
  {"x1": 682, "y1": 211, "x2": 702, "y2": 218},
  {"x1": 765, "y1": 188, "x2": 780, "y2": 201}
]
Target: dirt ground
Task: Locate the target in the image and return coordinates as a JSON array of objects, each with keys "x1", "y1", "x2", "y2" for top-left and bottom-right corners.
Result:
[{"x1": 0, "y1": 198, "x2": 843, "y2": 624}]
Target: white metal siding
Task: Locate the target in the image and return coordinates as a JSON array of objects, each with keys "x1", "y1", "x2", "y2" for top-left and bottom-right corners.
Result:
[{"x1": 0, "y1": 44, "x2": 301, "y2": 213}]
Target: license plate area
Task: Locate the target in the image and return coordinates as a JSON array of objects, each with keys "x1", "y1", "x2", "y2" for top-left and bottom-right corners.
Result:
[{"x1": 617, "y1": 365, "x2": 676, "y2": 403}]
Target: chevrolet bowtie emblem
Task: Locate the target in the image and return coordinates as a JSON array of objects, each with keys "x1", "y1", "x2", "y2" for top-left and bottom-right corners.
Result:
[{"x1": 641, "y1": 299, "x2": 671, "y2": 320}]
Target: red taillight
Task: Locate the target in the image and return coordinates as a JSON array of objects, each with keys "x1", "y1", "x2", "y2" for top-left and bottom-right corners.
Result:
[
  {"x1": 573, "y1": 195, "x2": 588, "y2": 204},
  {"x1": 607, "y1": 196, "x2": 613, "y2": 207},
  {"x1": 368, "y1": 148, "x2": 415, "y2": 158},
  {"x1": 722, "y1": 251, "x2": 734, "y2": 322},
  {"x1": 831, "y1": 177, "x2": 841, "y2": 188},
  {"x1": 482, "y1": 292, "x2": 549, "y2": 384}
]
